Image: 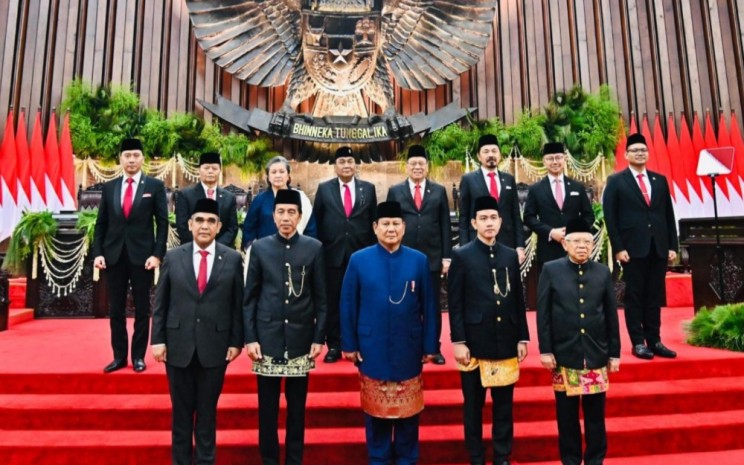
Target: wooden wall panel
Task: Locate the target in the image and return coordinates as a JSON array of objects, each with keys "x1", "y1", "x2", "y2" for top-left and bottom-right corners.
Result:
[{"x1": 0, "y1": 0, "x2": 742, "y2": 155}]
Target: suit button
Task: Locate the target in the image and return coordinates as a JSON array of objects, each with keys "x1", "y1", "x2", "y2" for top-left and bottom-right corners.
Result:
[
  {"x1": 490, "y1": 254, "x2": 494, "y2": 258},
  {"x1": 285, "y1": 300, "x2": 289, "y2": 304},
  {"x1": 648, "y1": 224, "x2": 652, "y2": 228},
  {"x1": 286, "y1": 245, "x2": 290, "y2": 249},
  {"x1": 579, "y1": 284, "x2": 584, "y2": 289},
  {"x1": 284, "y1": 319, "x2": 289, "y2": 324},
  {"x1": 581, "y1": 328, "x2": 585, "y2": 334},
  {"x1": 196, "y1": 318, "x2": 200, "y2": 323},
  {"x1": 497, "y1": 317, "x2": 502, "y2": 322},
  {"x1": 580, "y1": 314, "x2": 585, "y2": 318},
  {"x1": 496, "y1": 300, "x2": 501, "y2": 306},
  {"x1": 579, "y1": 271, "x2": 583, "y2": 276},
  {"x1": 580, "y1": 298, "x2": 584, "y2": 304},
  {"x1": 286, "y1": 282, "x2": 289, "y2": 286}
]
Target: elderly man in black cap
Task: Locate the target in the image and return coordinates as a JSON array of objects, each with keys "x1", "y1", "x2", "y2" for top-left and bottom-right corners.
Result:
[
  {"x1": 386, "y1": 144, "x2": 452, "y2": 365},
  {"x1": 175, "y1": 151, "x2": 238, "y2": 248},
  {"x1": 537, "y1": 217, "x2": 620, "y2": 465},
  {"x1": 93, "y1": 138, "x2": 169, "y2": 373},
  {"x1": 244, "y1": 189, "x2": 327, "y2": 465},
  {"x1": 313, "y1": 146, "x2": 377, "y2": 363},
  {"x1": 152, "y1": 198, "x2": 244, "y2": 465},
  {"x1": 524, "y1": 142, "x2": 594, "y2": 269},
  {"x1": 603, "y1": 133, "x2": 678, "y2": 360},
  {"x1": 448, "y1": 196, "x2": 529, "y2": 465},
  {"x1": 458, "y1": 134, "x2": 525, "y2": 263}
]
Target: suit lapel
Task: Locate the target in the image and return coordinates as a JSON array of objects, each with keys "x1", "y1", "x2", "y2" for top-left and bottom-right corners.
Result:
[
  {"x1": 401, "y1": 181, "x2": 416, "y2": 210},
  {"x1": 203, "y1": 244, "x2": 226, "y2": 295},
  {"x1": 331, "y1": 180, "x2": 346, "y2": 216},
  {"x1": 541, "y1": 177, "x2": 561, "y2": 211},
  {"x1": 648, "y1": 172, "x2": 662, "y2": 206},
  {"x1": 128, "y1": 176, "x2": 147, "y2": 219},
  {"x1": 622, "y1": 169, "x2": 650, "y2": 207},
  {"x1": 420, "y1": 181, "x2": 434, "y2": 211},
  {"x1": 181, "y1": 246, "x2": 200, "y2": 297},
  {"x1": 352, "y1": 182, "x2": 366, "y2": 213},
  {"x1": 112, "y1": 177, "x2": 124, "y2": 218}
]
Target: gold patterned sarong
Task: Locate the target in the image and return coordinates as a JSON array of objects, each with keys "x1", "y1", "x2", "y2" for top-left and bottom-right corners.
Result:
[
  {"x1": 552, "y1": 366, "x2": 609, "y2": 396},
  {"x1": 456, "y1": 357, "x2": 520, "y2": 387},
  {"x1": 252, "y1": 352, "x2": 315, "y2": 377},
  {"x1": 359, "y1": 374, "x2": 424, "y2": 419}
]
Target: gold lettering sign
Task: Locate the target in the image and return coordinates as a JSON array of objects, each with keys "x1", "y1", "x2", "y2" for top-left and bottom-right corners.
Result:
[{"x1": 290, "y1": 122, "x2": 389, "y2": 143}]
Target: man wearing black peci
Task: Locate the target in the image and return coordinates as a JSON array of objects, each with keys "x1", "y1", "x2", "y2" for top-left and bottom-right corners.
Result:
[
  {"x1": 386, "y1": 144, "x2": 452, "y2": 365},
  {"x1": 175, "y1": 151, "x2": 238, "y2": 248},
  {"x1": 93, "y1": 138, "x2": 169, "y2": 373}
]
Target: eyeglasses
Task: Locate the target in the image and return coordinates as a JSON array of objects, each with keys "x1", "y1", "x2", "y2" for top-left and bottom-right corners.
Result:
[
  {"x1": 543, "y1": 155, "x2": 565, "y2": 162},
  {"x1": 627, "y1": 148, "x2": 648, "y2": 154},
  {"x1": 407, "y1": 161, "x2": 427, "y2": 167},
  {"x1": 565, "y1": 239, "x2": 593, "y2": 245}
]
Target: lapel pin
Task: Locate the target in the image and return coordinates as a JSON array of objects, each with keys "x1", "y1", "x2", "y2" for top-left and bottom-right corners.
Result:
[{"x1": 218, "y1": 256, "x2": 223, "y2": 260}]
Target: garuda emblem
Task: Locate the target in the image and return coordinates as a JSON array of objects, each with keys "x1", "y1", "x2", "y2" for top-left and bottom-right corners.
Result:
[{"x1": 186, "y1": 0, "x2": 497, "y2": 159}]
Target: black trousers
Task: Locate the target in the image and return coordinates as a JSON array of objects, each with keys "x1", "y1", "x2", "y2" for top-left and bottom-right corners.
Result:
[
  {"x1": 430, "y1": 271, "x2": 443, "y2": 354},
  {"x1": 257, "y1": 375, "x2": 310, "y2": 465},
  {"x1": 325, "y1": 264, "x2": 348, "y2": 349},
  {"x1": 106, "y1": 248, "x2": 153, "y2": 360},
  {"x1": 622, "y1": 243, "x2": 667, "y2": 346},
  {"x1": 166, "y1": 354, "x2": 228, "y2": 465},
  {"x1": 460, "y1": 370, "x2": 515, "y2": 464},
  {"x1": 554, "y1": 391, "x2": 607, "y2": 465}
]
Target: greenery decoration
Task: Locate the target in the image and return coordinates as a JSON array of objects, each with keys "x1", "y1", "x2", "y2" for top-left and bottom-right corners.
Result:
[
  {"x1": 2, "y1": 212, "x2": 58, "y2": 275},
  {"x1": 686, "y1": 303, "x2": 744, "y2": 352},
  {"x1": 75, "y1": 209, "x2": 98, "y2": 246}
]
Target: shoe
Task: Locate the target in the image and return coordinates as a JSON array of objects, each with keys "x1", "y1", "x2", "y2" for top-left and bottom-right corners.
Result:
[
  {"x1": 631, "y1": 344, "x2": 654, "y2": 360},
  {"x1": 133, "y1": 358, "x2": 146, "y2": 372},
  {"x1": 324, "y1": 348, "x2": 341, "y2": 363},
  {"x1": 103, "y1": 359, "x2": 127, "y2": 373},
  {"x1": 432, "y1": 353, "x2": 446, "y2": 365},
  {"x1": 494, "y1": 460, "x2": 511, "y2": 465},
  {"x1": 652, "y1": 342, "x2": 677, "y2": 358}
]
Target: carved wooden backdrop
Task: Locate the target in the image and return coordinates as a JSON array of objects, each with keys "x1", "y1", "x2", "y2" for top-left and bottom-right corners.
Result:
[{"x1": 1, "y1": 0, "x2": 742, "y2": 156}]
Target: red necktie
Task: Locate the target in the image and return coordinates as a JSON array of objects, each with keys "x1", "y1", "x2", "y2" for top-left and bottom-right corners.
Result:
[
  {"x1": 343, "y1": 184, "x2": 352, "y2": 218},
  {"x1": 554, "y1": 179, "x2": 564, "y2": 209},
  {"x1": 414, "y1": 184, "x2": 422, "y2": 210},
  {"x1": 207, "y1": 188, "x2": 215, "y2": 200},
  {"x1": 123, "y1": 178, "x2": 134, "y2": 218},
  {"x1": 488, "y1": 172, "x2": 499, "y2": 201},
  {"x1": 197, "y1": 250, "x2": 209, "y2": 294},
  {"x1": 637, "y1": 173, "x2": 651, "y2": 206}
]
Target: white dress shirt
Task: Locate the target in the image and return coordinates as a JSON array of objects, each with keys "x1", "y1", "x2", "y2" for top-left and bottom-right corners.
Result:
[
  {"x1": 481, "y1": 167, "x2": 501, "y2": 194},
  {"x1": 338, "y1": 177, "x2": 357, "y2": 206},
  {"x1": 193, "y1": 240, "x2": 217, "y2": 283},
  {"x1": 121, "y1": 171, "x2": 142, "y2": 206},
  {"x1": 201, "y1": 183, "x2": 218, "y2": 200},
  {"x1": 629, "y1": 167, "x2": 652, "y2": 198},
  {"x1": 549, "y1": 174, "x2": 565, "y2": 200},
  {"x1": 408, "y1": 178, "x2": 426, "y2": 199}
]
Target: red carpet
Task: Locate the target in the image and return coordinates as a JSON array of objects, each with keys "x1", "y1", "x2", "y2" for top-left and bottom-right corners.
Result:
[{"x1": 1, "y1": 307, "x2": 744, "y2": 464}]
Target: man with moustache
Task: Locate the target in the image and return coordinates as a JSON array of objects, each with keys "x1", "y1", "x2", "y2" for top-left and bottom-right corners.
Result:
[
  {"x1": 175, "y1": 151, "x2": 238, "y2": 248},
  {"x1": 386, "y1": 144, "x2": 451, "y2": 365},
  {"x1": 459, "y1": 135, "x2": 526, "y2": 264},
  {"x1": 524, "y1": 142, "x2": 594, "y2": 269},
  {"x1": 151, "y1": 198, "x2": 244, "y2": 465},
  {"x1": 448, "y1": 196, "x2": 529, "y2": 465},
  {"x1": 603, "y1": 133, "x2": 678, "y2": 360},
  {"x1": 537, "y1": 218, "x2": 620, "y2": 465},
  {"x1": 93, "y1": 138, "x2": 169, "y2": 373},
  {"x1": 340, "y1": 200, "x2": 438, "y2": 465},
  {"x1": 244, "y1": 189, "x2": 327, "y2": 465},
  {"x1": 313, "y1": 146, "x2": 377, "y2": 363}
]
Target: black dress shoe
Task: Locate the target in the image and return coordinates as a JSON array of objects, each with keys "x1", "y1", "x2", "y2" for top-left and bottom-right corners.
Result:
[
  {"x1": 432, "y1": 353, "x2": 446, "y2": 365},
  {"x1": 494, "y1": 460, "x2": 511, "y2": 465},
  {"x1": 324, "y1": 348, "x2": 341, "y2": 363},
  {"x1": 103, "y1": 359, "x2": 127, "y2": 373},
  {"x1": 632, "y1": 344, "x2": 654, "y2": 360},
  {"x1": 133, "y1": 358, "x2": 146, "y2": 372},
  {"x1": 653, "y1": 342, "x2": 677, "y2": 358}
]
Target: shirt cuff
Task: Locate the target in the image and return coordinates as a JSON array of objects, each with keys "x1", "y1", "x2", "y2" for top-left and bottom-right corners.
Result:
[{"x1": 151, "y1": 343, "x2": 165, "y2": 349}]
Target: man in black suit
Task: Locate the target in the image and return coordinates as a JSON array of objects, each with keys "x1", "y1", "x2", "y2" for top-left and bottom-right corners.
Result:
[
  {"x1": 313, "y1": 146, "x2": 377, "y2": 363},
  {"x1": 448, "y1": 196, "x2": 529, "y2": 465},
  {"x1": 175, "y1": 152, "x2": 238, "y2": 248},
  {"x1": 93, "y1": 138, "x2": 169, "y2": 373},
  {"x1": 459, "y1": 134, "x2": 526, "y2": 263},
  {"x1": 151, "y1": 198, "x2": 243, "y2": 465},
  {"x1": 244, "y1": 189, "x2": 327, "y2": 465},
  {"x1": 603, "y1": 133, "x2": 678, "y2": 360},
  {"x1": 386, "y1": 144, "x2": 451, "y2": 365},
  {"x1": 537, "y1": 218, "x2": 620, "y2": 465},
  {"x1": 524, "y1": 142, "x2": 595, "y2": 267}
]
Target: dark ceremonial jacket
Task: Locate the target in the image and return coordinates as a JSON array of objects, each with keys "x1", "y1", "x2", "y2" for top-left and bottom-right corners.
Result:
[
  {"x1": 386, "y1": 179, "x2": 452, "y2": 272},
  {"x1": 448, "y1": 239, "x2": 529, "y2": 359},
  {"x1": 523, "y1": 175, "x2": 595, "y2": 263},
  {"x1": 537, "y1": 257, "x2": 620, "y2": 370},
  {"x1": 458, "y1": 169, "x2": 525, "y2": 248},
  {"x1": 175, "y1": 184, "x2": 238, "y2": 247},
  {"x1": 243, "y1": 232, "x2": 327, "y2": 359},
  {"x1": 151, "y1": 242, "x2": 244, "y2": 368},
  {"x1": 602, "y1": 168, "x2": 678, "y2": 259},
  {"x1": 313, "y1": 177, "x2": 377, "y2": 268},
  {"x1": 340, "y1": 244, "x2": 438, "y2": 381},
  {"x1": 92, "y1": 174, "x2": 169, "y2": 265}
]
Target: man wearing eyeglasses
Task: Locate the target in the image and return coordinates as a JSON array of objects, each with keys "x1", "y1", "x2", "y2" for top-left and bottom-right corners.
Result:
[
  {"x1": 537, "y1": 217, "x2": 620, "y2": 465},
  {"x1": 602, "y1": 133, "x2": 678, "y2": 360},
  {"x1": 524, "y1": 142, "x2": 595, "y2": 271},
  {"x1": 386, "y1": 145, "x2": 452, "y2": 365}
]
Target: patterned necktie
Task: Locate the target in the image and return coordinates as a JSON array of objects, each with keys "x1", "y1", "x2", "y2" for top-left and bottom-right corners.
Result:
[
  {"x1": 414, "y1": 184, "x2": 422, "y2": 210},
  {"x1": 554, "y1": 179, "x2": 564, "y2": 209},
  {"x1": 488, "y1": 172, "x2": 499, "y2": 201},
  {"x1": 123, "y1": 178, "x2": 134, "y2": 218},
  {"x1": 343, "y1": 184, "x2": 352, "y2": 218},
  {"x1": 197, "y1": 250, "x2": 209, "y2": 294},
  {"x1": 637, "y1": 173, "x2": 651, "y2": 206},
  {"x1": 207, "y1": 188, "x2": 215, "y2": 200}
]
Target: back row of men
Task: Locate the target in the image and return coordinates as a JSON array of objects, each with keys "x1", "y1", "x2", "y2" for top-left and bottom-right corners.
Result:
[{"x1": 92, "y1": 133, "x2": 678, "y2": 465}]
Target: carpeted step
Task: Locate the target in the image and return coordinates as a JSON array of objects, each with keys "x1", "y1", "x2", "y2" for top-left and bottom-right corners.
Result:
[
  {"x1": 4, "y1": 376, "x2": 744, "y2": 431},
  {"x1": 522, "y1": 448, "x2": 744, "y2": 465},
  {"x1": 2, "y1": 410, "x2": 744, "y2": 464}
]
